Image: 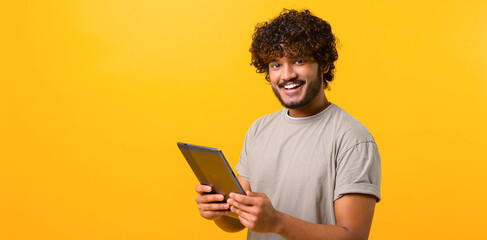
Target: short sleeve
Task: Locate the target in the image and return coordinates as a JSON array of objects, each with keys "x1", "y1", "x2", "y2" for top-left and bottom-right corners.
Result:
[
  {"x1": 334, "y1": 141, "x2": 381, "y2": 202},
  {"x1": 235, "y1": 130, "x2": 251, "y2": 182}
]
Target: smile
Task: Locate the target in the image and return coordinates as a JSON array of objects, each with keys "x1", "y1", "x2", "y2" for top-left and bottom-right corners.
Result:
[
  {"x1": 284, "y1": 83, "x2": 300, "y2": 90},
  {"x1": 279, "y1": 80, "x2": 305, "y2": 90}
]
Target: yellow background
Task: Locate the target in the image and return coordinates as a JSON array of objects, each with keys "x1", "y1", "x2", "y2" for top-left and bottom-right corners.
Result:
[{"x1": 1, "y1": 0, "x2": 486, "y2": 239}]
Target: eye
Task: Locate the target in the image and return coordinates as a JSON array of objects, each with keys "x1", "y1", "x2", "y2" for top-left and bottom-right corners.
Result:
[
  {"x1": 295, "y1": 59, "x2": 306, "y2": 64},
  {"x1": 269, "y1": 63, "x2": 281, "y2": 69}
]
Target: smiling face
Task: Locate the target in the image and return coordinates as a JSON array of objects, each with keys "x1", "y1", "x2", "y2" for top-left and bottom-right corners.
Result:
[{"x1": 269, "y1": 56, "x2": 325, "y2": 111}]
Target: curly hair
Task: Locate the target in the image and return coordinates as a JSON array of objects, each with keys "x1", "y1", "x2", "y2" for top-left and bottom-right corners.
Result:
[{"x1": 250, "y1": 9, "x2": 338, "y2": 88}]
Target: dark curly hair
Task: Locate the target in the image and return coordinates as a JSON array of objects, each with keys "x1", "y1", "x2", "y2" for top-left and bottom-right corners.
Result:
[{"x1": 250, "y1": 9, "x2": 338, "y2": 88}]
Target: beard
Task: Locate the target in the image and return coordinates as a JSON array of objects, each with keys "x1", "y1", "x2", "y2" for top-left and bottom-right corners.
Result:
[{"x1": 271, "y1": 72, "x2": 323, "y2": 109}]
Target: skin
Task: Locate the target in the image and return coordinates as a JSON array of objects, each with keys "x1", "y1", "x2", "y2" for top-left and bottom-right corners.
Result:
[
  {"x1": 194, "y1": 56, "x2": 377, "y2": 239},
  {"x1": 195, "y1": 176, "x2": 251, "y2": 232},
  {"x1": 268, "y1": 56, "x2": 330, "y2": 117}
]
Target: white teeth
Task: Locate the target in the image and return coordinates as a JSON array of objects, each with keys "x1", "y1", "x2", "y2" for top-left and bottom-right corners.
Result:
[{"x1": 284, "y1": 83, "x2": 300, "y2": 89}]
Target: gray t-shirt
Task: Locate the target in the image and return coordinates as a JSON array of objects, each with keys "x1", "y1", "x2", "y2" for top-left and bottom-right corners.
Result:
[{"x1": 235, "y1": 103, "x2": 381, "y2": 240}]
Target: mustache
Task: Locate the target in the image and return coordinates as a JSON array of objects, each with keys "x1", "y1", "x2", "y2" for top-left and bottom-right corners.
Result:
[{"x1": 277, "y1": 79, "x2": 306, "y2": 88}]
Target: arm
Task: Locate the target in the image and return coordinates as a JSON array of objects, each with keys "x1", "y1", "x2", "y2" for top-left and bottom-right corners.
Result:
[
  {"x1": 276, "y1": 194, "x2": 376, "y2": 240},
  {"x1": 194, "y1": 174, "x2": 251, "y2": 232},
  {"x1": 229, "y1": 192, "x2": 376, "y2": 240}
]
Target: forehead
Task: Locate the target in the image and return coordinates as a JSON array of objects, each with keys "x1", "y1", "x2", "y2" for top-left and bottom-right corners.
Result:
[{"x1": 268, "y1": 55, "x2": 315, "y2": 63}]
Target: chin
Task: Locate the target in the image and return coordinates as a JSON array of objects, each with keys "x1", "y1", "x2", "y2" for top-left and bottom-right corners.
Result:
[{"x1": 282, "y1": 99, "x2": 306, "y2": 109}]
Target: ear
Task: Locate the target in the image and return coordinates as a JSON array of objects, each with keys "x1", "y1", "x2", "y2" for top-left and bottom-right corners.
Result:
[{"x1": 321, "y1": 64, "x2": 330, "y2": 74}]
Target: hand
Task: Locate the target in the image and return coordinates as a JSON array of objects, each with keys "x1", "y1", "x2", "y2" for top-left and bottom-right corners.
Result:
[
  {"x1": 228, "y1": 190, "x2": 281, "y2": 233},
  {"x1": 195, "y1": 185, "x2": 231, "y2": 220}
]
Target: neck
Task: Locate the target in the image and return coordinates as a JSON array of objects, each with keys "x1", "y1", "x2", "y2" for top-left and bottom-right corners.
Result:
[{"x1": 288, "y1": 92, "x2": 330, "y2": 118}]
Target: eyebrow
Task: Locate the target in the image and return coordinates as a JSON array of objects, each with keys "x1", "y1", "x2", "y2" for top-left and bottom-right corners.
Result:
[{"x1": 267, "y1": 56, "x2": 308, "y2": 63}]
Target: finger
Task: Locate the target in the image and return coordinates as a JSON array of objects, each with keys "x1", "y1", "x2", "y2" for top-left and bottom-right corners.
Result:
[
  {"x1": 197, "y1": 194, "x2": 225, "y2": 203},
  {"x1": 246, "y1": 190, "x2": 266, "y2": 197},
  {"x1": 195, "y1": 185, "x2": 212, "y2": 194},
  {"x1": 230, "y1": 192, "x2": 256, "y2": 205},
  {"x1": 231, "y1": 205, "x2": 254, "y2": 223},
  {"x1": 201, "y1": 210, "x2": 231, "y2": 220},
  {"x1": 199, "y1": 203, "x2": 230, "y2": 211},
  {"x1": 228, "y1": 198, "x2": 253, "y2": 213},
  {"x1": 238, "y1": 215, "x2": 253, "y2": 230}
]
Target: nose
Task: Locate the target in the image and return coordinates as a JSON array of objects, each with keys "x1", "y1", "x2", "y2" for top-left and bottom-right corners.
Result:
[{"x1": 281, "y1": 63, "x2": 297, "y2": 81}]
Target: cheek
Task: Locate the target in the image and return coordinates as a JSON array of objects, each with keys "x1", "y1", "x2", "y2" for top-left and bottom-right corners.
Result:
[{"x1": 269, "y1": 73, "x2": 280, "y2": 85}]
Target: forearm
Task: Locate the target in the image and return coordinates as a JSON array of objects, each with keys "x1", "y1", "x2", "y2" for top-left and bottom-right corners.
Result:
[
  {"x1": 214, "y1": 215, "x2": 246, "y2": 233},
  {"x1": 274, "y1": 212, "x2": 359, "y2": 240}
]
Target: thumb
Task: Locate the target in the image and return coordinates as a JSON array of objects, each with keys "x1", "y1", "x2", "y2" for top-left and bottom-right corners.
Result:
[{"x1": 246, "y1": 190, "x2": 266, "y2": 198}]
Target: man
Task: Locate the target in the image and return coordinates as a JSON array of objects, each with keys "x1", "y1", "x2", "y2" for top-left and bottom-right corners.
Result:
[{"x1": 195, "y1": 9, "x2": 381, "y2": 240}]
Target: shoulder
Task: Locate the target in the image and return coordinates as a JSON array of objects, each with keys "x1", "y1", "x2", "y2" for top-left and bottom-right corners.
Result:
[
  {"x1": 328, "y1": 104, "x2": 376, "y2": 148},
  {"x1": 245, "y1": 108, "x2": 285, "y2": 138}
]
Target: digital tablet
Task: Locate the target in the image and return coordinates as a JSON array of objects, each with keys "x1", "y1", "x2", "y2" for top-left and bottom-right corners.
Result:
[{"x1": 177, "y1": 142, "x2": 245, "y2": 219}]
